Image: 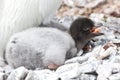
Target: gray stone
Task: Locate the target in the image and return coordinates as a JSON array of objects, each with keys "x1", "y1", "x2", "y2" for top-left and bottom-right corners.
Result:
[
  {"x1": 7, "y1": 67, "x2": 28, "y2": 80},
  {"x1": 109, "y1": 73, "x2": 120, "y2": 80},
  {"x1": 25, "y1": 69, "x2": 58, "y2": 80},
  {"x1": 79, "y1": 74, "x2": 96, "y2": 80}
]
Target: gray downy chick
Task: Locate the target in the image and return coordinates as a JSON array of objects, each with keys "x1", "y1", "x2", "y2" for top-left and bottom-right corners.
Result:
[{"x1": 5, "y1": 17, "x2": 103, "y2": 70}]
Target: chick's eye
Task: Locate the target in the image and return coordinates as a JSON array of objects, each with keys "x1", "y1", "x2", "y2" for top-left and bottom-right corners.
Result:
[{"x1": 83, "y1": 27, "x2": 90, "y2": 31}]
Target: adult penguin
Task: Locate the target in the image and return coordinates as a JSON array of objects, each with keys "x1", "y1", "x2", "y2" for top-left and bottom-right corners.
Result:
[{"x1": 0, "y1": 0, "x2": 62, "y2": 66}]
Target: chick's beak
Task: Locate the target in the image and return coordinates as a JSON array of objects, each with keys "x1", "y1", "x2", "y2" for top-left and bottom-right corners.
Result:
[
  {"x1": 90, "y1": 27, "x2": 100, "y2": 33},
  {"x1": 90, "y1": 27, "x2": 104, "y2": 36}
]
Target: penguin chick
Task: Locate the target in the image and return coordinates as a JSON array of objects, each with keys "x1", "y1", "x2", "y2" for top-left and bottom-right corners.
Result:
[{"x1": 5, "y1": 17, "x2": 103, "y2": 70}]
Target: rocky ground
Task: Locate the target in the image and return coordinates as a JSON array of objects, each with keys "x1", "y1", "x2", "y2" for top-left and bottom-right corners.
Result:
[{"x1": 0, "y1": 0, "x2": 120, "y2": 80}]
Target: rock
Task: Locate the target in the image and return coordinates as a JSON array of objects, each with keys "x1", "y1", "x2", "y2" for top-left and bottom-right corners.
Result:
[
  {"x1": 25, "y1": 69, "x2": 58, "y2": 80},
  {"x1": 114, "y1": 0, "x2": 120, "y2": 5},
  {"x1": 3, "y1": 65, "x2": 13, "y2": 74},
  {"x1": 0, "y1": 67, "x2": 4, "y2": 73},
  {"x1": 79, "y1": 60, "x2": 101, "y2": 74},
  {"x1": 56, "y1": 63, "x2": 80, "y2": 80},
  {"x1": 62, "y1": 58, "x2": 101, "y2": 79},
  {"x1": 63, "y1": 0, "x2": 106, "y2": 8},
  {"x1": 111, "y1": 63, "x2": 120, "y2": 74},
  {"x1": 97, "y1": 63, "x2": 120, "y2": 80},
  {"x1": 85, "y1": 0, "x2": 106, "y2": 8},
  {"x1": 102, "y1": 5, "x2": 120, "y2": 17},
  {"x1": 63, "y1": 0, "x2": 75, "y2": 7},
  {"x1": 110, "y1": 56, "x2": 120, "y2": 63},
  {"x1": 90, "y1": 13, "x2": 120, "y2": 28},
  {"x1": 0, "y1": 72, "x2": 5, "y2": 80},
  {"x1": 97, "y1": 63, "x2": 112, "y2": 80},
  {"x1": 107, "y1": 17, "x2": 120, "y2": 30},
  {"x1": 7, "y1": 67, "x2": 28, "y2": 80},
  {"x1": 79, "y1": 74, "x2": 96, "y2": 80},
  {"x1": 108, "y1": 73, "x2": 120, "y2": 80},
  {"x1": 83, "y1": 46, "x2": 104, "y2": 60},
  {"x1": 98, "y1": 47, "x2": 117, "y2": 60}
]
